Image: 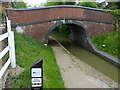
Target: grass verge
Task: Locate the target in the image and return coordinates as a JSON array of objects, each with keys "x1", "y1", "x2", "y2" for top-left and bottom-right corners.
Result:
[
  {"x1": 0, "y1": 13, "x2": 2, "y2": 19},
  {"x1": 9, "y1": 32, "x2": 64, "y2": 88},
  {"x1": 91, "y1": 31, "x2": 119, "y2": 58}
]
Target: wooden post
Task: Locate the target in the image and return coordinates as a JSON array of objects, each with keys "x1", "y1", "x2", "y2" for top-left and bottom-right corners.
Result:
[{"x1": 10, "y1": 31, "x2": 16, "y2": 68}]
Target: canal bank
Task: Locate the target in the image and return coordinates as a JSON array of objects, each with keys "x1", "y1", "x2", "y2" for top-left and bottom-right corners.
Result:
[
  {"x1": 48, "y1": 37, "x2": 118, "y2": 88},
  {"x1": 50, "y1": 32, "x2": 119, "y2": 84}
]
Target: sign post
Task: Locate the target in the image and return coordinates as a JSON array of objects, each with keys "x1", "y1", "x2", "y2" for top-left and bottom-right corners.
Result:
[{"x1": 30, "y1": 58, "x2": 43, "y2": 90}]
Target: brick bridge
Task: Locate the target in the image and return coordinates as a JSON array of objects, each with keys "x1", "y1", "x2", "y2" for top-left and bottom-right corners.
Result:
[{"x1": 6, "y1": 5, "x2": 116, "y2": 51}]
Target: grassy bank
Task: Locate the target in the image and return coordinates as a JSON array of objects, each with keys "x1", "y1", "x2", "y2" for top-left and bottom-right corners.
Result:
[
  {"x1": 0, "y1": 13, "x2": 3, "y2": 24},
  {"x1": 9, "y1": 32, "x2": 64, "y2": 88},
  {"x1": 91, "y1": 31, "x2": 119, "y2": 58},
  {"x1": 0, "y1": 13, "x2": 2, "y2": 19}
]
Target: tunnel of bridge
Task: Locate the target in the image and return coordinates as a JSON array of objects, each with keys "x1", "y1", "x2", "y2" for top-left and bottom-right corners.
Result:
[{"x1": 45, "y1": 21, "x2": 92, "y2": 50}]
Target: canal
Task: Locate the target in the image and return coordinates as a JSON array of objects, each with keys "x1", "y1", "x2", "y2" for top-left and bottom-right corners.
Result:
[{"x1": 50, "y1": 32, "x2": 119, "y2": 83}]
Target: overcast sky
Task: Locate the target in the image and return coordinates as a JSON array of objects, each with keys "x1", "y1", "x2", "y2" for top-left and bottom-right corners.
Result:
[{"x1": 23, "y1": 0, "x2": 47, "y2": 6}]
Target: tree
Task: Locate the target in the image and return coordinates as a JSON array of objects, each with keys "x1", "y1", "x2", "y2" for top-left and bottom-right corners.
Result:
[
  {"x1": 96, "y1": 2, "x2": 108, "y2": 9},
  {"x1": 63, "y1": 2, "x2": 76, "y2": 5},
  {"x1": 76, "y1": 2, "x2": 100, "y2": 8},
  {"x1": 12, "y1": 0, "x2": 27, "y2": 8},
  {"x1": 105, "y1": 2, "x2": 120, "y2": 10},
  {"x1": 44, "y1": 2, "x2": 63, "y2": 6},
  {"x1": 44, "y1": 0, "x2": 75, "y2": 6}
]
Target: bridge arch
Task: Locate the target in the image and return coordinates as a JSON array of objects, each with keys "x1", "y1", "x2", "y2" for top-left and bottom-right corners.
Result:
[
  {"x1": 45, "y1": 21, "x2": 93, "y2": 50},
  {"x1": 6, "y1": 5, "x2": 119, "y2": 65},
  {"x1": 6, "y1": 5, "x2": 115, "y2": 46}
]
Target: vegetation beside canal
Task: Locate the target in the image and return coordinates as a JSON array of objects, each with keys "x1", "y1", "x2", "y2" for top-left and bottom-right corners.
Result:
[
  {"x1": 9, "y1": 32, "x2": 64, "y2": 88},
  {"x1": 0, "y1": 13, "x2": 2, "y2": 18},
  {"x1": 91, "y1": 31, "x2": 119, "y2": 58}
]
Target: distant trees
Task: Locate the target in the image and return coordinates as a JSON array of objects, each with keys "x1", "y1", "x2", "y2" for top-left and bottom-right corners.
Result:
[
  {"x1": 76, "y1": 2, "x2": 100, "y2": 8},
  {"x1": 44, "y1": 1, "x2": 75, "y2": 6},
  {"x1": 44, "y1": 1, "x2": 100, "y2": 8},
  {"x1": 44, "y1": 2, "x2": 63, "y2": 6},
  {"x1": 54, "y1": 25, "x2": 71, "y2": 38},
  {"x1": 44, "y1": 0, "x2": 120, "y2": 10},
  {"x1": 106, "y1": 2, "x2": 120, "y2": 27},
  {"x1": 105, "y1": 2, "x2": 120, "y2": 10},
  {"x1": 12, "y1": 0, "x2": 27, "y2": 8}
]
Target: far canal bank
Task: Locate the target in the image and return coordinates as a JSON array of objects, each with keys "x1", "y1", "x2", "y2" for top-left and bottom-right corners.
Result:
[{"x1": 50, "y1": 32, "x2": 120, "y2": 84}]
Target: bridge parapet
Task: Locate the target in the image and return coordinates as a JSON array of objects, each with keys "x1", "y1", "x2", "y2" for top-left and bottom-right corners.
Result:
[{"x1": 6, "y1": 5, "x2": 115, "y2": 26}]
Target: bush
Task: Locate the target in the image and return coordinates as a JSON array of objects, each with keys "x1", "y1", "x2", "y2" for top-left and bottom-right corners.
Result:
[
  {"x1": 92, "y1": 31, "x2": 119, "y2": 58},
  {"x1": 76, "y1": 2, "x2": 100, "y2": 8},
  {"x1": 54, "y1": 25, "x2": 71, "y2": 38},
  {"x1": 0, "y1": 13, "x2": 2, "y2": 19},
  {"x1": 112, "y1": 9, "x2": 120, "y2": 22}
]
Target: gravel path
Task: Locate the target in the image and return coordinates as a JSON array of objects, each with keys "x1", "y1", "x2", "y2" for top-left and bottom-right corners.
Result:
[{"x1": 50, "y1": 39, "x2": 118, "y2": 88}]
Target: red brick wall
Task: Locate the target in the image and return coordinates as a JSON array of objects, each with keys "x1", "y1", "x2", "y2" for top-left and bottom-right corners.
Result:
[
  {"x1": 22, "y1": 23, "x2": 53, "y2": 41},
  {"x1": 80, "y1": 21, "x2": 115, "y2": 37},
  {"x1": 21, "y1": 20, "x2": 114, "y2": 42}
]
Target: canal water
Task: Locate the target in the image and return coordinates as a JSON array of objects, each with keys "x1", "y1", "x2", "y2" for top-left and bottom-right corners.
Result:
[{"x1": 50, "y1": 32, "x2": 119, "y2": 83}]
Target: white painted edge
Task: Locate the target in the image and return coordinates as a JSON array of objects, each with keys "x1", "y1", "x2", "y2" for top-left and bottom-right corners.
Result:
[{"x1": 32, "y1": 85, "x2": 42, "y2": 87}]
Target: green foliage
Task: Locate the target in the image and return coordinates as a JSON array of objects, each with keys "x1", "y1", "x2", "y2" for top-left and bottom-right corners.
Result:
[
  {"x1": 92, "y1": 31, "x2": 119, "y2": 58},
  {"x1": 0, "y1": 13, "x2": 4, "y2": 20},
  {"x1": 105, "y1": 2, "x2": 120, "y2": 10},
  {"x1": 54, "y1": 25, "x2": 71, "y2": 38},
  {"x1": 63, "y1": 2, "x2": 76, "y2": 5},
  {"x1": 0, "y1": 13, "x2": 2, "y2": 19},
  {"x1": 112, "y1": 10, "x2": 120, "y2": 31},
  {"x1": 44, "y1": 0, "x2": 75, "y2": 6},
  {"x1": 44, "y1": 2, "x2": 63, "y2": 6},
  {"x1": 76, "y1": 2, "x2": 99, "y2": 8},
  {"x1": 10, "y1": 32, "x2": 64, "y2": 88},
  {"x1": 112, "y1": 9, "x2": 120, "y2": 21},
  {"x1": 12, "y1": 1, "x2": 27, "y2": 8}
]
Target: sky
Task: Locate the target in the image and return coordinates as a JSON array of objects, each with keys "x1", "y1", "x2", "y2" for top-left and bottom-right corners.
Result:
[{"x1": 23, "y1": 0, "x2": 47, "y2": 6}]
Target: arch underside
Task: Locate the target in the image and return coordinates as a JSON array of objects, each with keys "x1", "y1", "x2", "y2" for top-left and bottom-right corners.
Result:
[{"x1": 45, "y1": 21, "x2": 96, "y2": 52}]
